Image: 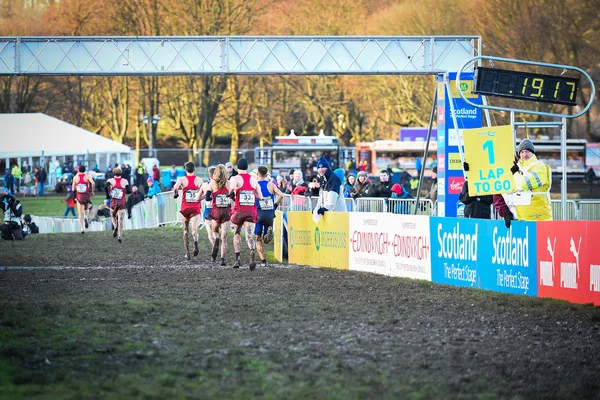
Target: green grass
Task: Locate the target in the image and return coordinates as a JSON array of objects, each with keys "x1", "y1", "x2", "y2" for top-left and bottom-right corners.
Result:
[{"x1": 17, "y1": 195, "x2": 74, "y2": 217}]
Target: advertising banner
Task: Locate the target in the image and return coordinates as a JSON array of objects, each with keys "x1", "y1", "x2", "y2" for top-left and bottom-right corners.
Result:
[
  {"x1": 349, "y1": 213, "x2": 431, "y2": 280},
  {"x1": 437, "y1": 72, "x2": 483, "y2": 218},
  {"x1": 463, "y1": 125, "x2": 516, "y2": 196},
  {"x1": 287, "y1": 211, "x2": 349, "y2": 270},
  {"x1": 274, "y1": 210, "x2": 283, "y2": 263},
  {"x1": 431, "y1": 217, "x2": 537, "y2": 296},
  {"x1": 536, "y1": 221, "x2": 600, "y2": 305}
]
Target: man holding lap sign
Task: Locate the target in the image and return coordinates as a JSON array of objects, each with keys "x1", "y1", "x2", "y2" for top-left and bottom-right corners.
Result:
[{"x1": 462, "y1": 125, "x2": 552, "y2": 225}]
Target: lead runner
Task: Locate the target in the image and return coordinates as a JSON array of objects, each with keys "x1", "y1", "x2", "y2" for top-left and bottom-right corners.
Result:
[
  {"x1": 229, "y1": 158, "x2": 262, "y2": 270},
  {"x1": 173, "y1": 162, "x2": 204, "y2": 260}
]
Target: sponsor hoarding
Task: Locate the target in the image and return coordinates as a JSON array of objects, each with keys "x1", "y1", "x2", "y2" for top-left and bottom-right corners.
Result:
[
  {"x1": 274, "y1": 210, "x2": 283, "y2": 263},
  {"x1": 349, "y1": 213, "x2": 431, "y2": 280},
  {"x1": 287, "y1": 211, "x2": 349, "y2": 269},
  {"x1": 536, "y1": 221, "x2": 600, "y2": 305},
  {"x1": 431, "y1": 217, "x2": 537, "y2": 296}
]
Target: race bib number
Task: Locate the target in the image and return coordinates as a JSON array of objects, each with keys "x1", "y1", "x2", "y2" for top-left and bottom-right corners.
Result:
[
  {"x1": 239, "y1": 190, "x2": 255, "y2": 206},
  {"x1": 259, "y1": 197, "x2": 274, "y2": 210},
  {"x1": 205, "y1": 199, "x2": 213, "y2": 209},
  {"x1": 215, "y1": 194, "x2": 230, "y2": 208},
  {"x1": 76, "y1": 183, "x2": 87, "y2": 193},
  {"x1": 110, "y1": 188, "x2": 124, "y2": 199},
  {"x1": 185, "y1": 190, "x2": 199, "y2": 203}
]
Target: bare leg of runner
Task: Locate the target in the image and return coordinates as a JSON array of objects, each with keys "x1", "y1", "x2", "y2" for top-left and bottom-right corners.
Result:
[
  {"x1": 255, "y1": 234, "x2": 266, "y2": 267},
  {"x1": 245, "y1": 222, "x2": 257, "y2": 271},
  {"x1": 205, "y1": 222, "x2": 215, "y2": 247},
  {"x1": 190, "y1": 216, "x2": 200, "y2": 257},
  {"x1": 76, "y1": 203, "x2": 86, "y2": 233},
  {"x1": 111, "y1": 209, "x2": 118, "y2": 237},
  {"x1": 211, "y1": 220, "x2": 222, "y2": 263},
  {"x1": 233, "y1": 224, "x2": 242, "y2": 268},
  {"x1": 183, "y1": 217, "x2": 191, "y2": 260},
  {"x1": 220, "y1": 221, "x2": 229, "y2": 265},
  {"x1": 116, "y1": 209, "x2": 125, "y2": 242}
]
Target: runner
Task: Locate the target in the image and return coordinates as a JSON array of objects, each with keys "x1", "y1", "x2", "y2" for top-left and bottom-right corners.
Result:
[
  {"x1": 207, "y1": 164, "x2": 232, "y2": 266},
  {"x1": 200, "y1": 166, "x2": 217, "y2": 249},
  {"x1": 172, "y1": 161, "x2": 203, "y2": 260},
  {"x1": 105, "y1": 166, "x2": 129, "y2": 243},
  {"x1": 229, "y1": 158, "x2": 263, "y2": 270},
  {"x1": 254, "y1": 166, "x2": 284, "y2": 267},
  {"x1": 72, "y1": 165, "x2": 95, "y2": 234}
]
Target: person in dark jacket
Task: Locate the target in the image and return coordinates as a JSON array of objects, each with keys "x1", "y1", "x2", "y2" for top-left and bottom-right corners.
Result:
[
  {"x1": 305, "y1": 175, "x2": 321, "y2": 197},
  {"x1": 458, "y1": 178, "x2": 493, "y2": 219},
  {"x1": 373, "y1": 169, "x2": 393, "y2": 198},
  {"x1": 126, "y1": 185, "x2": 145, "y2": 219}
]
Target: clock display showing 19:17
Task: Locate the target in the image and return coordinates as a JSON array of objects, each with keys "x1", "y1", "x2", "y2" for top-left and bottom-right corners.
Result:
[{"x1": 473, "y1": 67, "x2": 580, "y2": 106}]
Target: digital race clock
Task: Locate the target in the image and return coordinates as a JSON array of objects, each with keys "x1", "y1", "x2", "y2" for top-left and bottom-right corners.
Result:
[{"x1": 473, "y1": 67, "x2": 580, "y2": 106}]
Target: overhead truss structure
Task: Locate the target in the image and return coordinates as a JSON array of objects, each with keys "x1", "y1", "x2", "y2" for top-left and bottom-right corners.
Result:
[{"x1": 0, "y1": 36, "x2": 480, "y2": 76}]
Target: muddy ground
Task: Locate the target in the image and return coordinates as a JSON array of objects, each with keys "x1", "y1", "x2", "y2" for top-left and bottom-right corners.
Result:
[{"x1": 1, "y1": 227, "x2": 600, "y2": 399}]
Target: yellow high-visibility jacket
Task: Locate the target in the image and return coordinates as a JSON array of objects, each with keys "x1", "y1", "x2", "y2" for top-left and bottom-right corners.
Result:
[{"x1": 513, "y1": 155, "x2": 553, "y2": 221}]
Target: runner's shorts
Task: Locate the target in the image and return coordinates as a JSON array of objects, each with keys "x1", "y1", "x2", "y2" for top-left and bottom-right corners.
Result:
[
  {"x1": 203, "y1": 207, "x2": 213, "y2": 221},
  {"x1": 210, "y1": 207, "x2": 231, "y2": 225},
  {"x1": 76, "y1": 193, "x2": 91, "y2": 207},
  {"x1": 231, "y1": 210, "x2": 256, "y2": 226},
  {"x1": 180, "y1": 207, "x2": 200, "y2": 220},
  {"x1": 254, "y1": 212, "x2": 274, "y2": 236}
]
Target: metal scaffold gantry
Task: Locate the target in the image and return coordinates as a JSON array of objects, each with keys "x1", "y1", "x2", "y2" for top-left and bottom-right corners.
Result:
[{"x1": 0, "y1": 36, "x2": 480, "y2": 76}]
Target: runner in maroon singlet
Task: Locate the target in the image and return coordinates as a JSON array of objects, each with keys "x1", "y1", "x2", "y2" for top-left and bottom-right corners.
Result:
[
  {"x1": 106, "y1": 167, "x2": 129, "y2": 243},
  {"x1": 229, "y1": 158, "x2": 262, "y2": 270},
  {"x1": 172, "y1": 162, "x2": 204, "y2": 260},
  {"x1": 208, "y1": 164, "x2": 232, "y2": 266},
  {"x1": 72, "y1": 165, "x2": 95, "y2": 234}
]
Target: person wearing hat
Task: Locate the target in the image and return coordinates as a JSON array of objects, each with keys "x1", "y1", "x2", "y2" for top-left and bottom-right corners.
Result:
[
  {"x1": 390, "y1": 183, "x2": 412, "y2": 214},
  {"x1": 229, "y1": 158, "x2": 263, "y2": 270},
  {"x1": 225, "y1": 162, "x2": 238, "y2": 178},
  {"x1": 314, "y1": 156, "x2": 346, "y2": 215},
  {"x1": 506, "y1": 138, "x2": 552, "y2": 221}
]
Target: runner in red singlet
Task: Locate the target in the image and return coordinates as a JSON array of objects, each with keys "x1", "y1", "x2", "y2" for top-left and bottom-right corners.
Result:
[
  {"x1": 106, "y1": 167, "x2": 129, "y2": 243},
  {"x1": 208, "y1": 164, "x2": 232, "y2": 266},
  {"x1": 72, "y1": 165, "x2": 95, "y2": 234},
  {"x1": 229, "y1": 158, "x2": 262, "y2": 270},
  {"x1": 172, "y1": 162, "x2": 204, "y2": 260},
  {"x1": 199, "y1": 166, "x2": 216, "y2": 249}
]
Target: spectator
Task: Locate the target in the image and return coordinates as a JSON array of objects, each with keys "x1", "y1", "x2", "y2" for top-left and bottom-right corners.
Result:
[
  {"x1": 21, "y1": 214, "x2": 39, "y2": 236},
  {"x1": 400, "y1": 169, "x2": 412, "y2": 193},
  {"x1": 343, "y1": 173, "x2": 356, "y2": 198},
  {"x1": 276, "y1": 175, "x2": 288, "y2": 194},
  {"x1": 586, "y1": 166, "x2": 596, "y2": 195},
  {"x1": 508, "y1": 139, "x2": 552, "y2": 221},
  {"x1": 22, "y1": 171, "x2": 34, "y2": 197},
  {"x1": 146, "y1": 178, "x2": 161, "y2": 198},
  {"x1": 458, "y1": 167, "x2": 493, "y2": 219},
  {"x1": 35, "y1": 167, "x2": 47, "y2": 196},
  {"x1": 373, "y1": 169, "x2": 393, "y2": 198},
  {"x1": 126, "y1": 185, "x2": 145, "y2": 219},
  {"x1": 4, "y1": 170, "x2": 14, "y2": 193},
  {"x1": 225, "y1": 162, "x2": 238, "y2": 178},
  {"x1": 62, "y1": 185, "x2": 76, "y2": 218},
  {"x1": 426, "y1": 166, "x2": 438, "y2": 209},
  {"x1": 286, "y1": 170, "x2": 307, "y2": 195},
  {"x1": 314, "y1": 156, "x2": 346, "y2": 215},
  {"x1": 493, "y1": 194, "x2": 514, "y2": 228},
  {"x1": 352, "y1": 171, "x2": 372, "y2": 199},
  {"x1": 122, "y1": 164, "x2": 132, "y2": 188},
  {"x1": 11, "y1": 163, "x2": 22, "y2": 193},
  {"x1": 169, "y1": 164, "x2": 178, "y2": 189},
  {"x1": 152, "y1": 165, "x2": 161, "y2": 183},
  {"x1": 390, "y1": 183, "x2": 412, "y2": 214},
  {"x1": 305, "y1": 175, "x2": 321, "y2": 197}
]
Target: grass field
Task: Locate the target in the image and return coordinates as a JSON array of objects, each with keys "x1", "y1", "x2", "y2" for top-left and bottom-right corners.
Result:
[
  {"x1": 17, "y1": 195, "x2": 72, "y2": 217},
  {"x1": 1, "y1": 228, "x2": 600, "y2": 399}
]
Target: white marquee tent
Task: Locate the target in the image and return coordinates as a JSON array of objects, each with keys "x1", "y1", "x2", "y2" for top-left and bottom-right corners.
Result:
[{"x1": 0, "y1": 113, "x2": 131, "y2": 175}]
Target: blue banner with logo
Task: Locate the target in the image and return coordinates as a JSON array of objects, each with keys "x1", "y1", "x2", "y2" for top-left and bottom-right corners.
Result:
[{"x1": 431, "y1": 217, "x2": 538, "y2": 296}]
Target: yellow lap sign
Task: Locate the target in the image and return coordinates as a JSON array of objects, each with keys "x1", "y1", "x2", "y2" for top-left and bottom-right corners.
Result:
[{"x1": 462, "y1": 125, "x2": 515, "y2": 196}]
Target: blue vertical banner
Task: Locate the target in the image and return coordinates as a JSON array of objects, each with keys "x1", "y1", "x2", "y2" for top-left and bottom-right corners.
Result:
[
  {"x1": 430, "y1": 217, "x2": 538, "y2": 296},
  {"x1": 436, "y1": 72, "x2": 483, "y2": 217}
]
